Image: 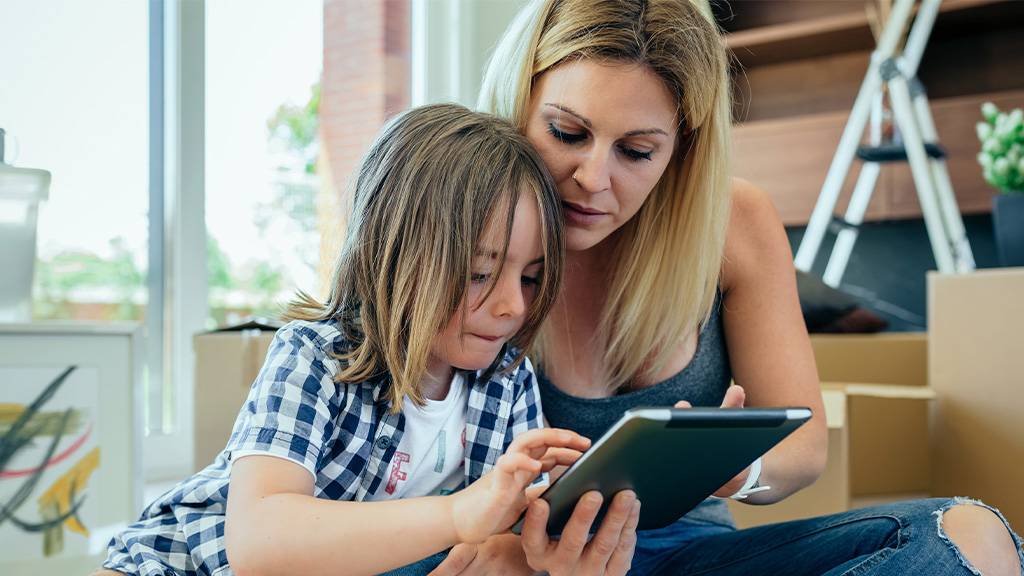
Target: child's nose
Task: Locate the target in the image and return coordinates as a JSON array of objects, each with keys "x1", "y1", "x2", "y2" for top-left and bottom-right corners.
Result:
[{"x1": 492, "y1": 277, "x2": 526, "y2": 319}]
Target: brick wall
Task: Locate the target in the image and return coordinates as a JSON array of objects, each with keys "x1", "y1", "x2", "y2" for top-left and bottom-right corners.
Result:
[{"x1": 318, "y1": 0, "x2": 410, "y2": 294}]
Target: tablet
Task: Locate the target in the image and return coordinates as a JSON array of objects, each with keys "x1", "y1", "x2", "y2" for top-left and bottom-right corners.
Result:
[{"x1": 512, "y1": 406, "x2": 812, "y2": 536}]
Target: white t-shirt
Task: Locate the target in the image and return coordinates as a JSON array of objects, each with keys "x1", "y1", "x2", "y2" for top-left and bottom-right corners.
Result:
[{"x1": 366, "y1": 372, "x2": 469, "y2": 500}]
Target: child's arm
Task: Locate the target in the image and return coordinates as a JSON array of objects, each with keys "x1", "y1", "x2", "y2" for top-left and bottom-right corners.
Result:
[{"x1": 224, "y1": 428, "x2": 589, "y2": 576}]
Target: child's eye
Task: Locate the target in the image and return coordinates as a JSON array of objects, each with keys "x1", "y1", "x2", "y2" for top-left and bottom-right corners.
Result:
[
  {"x1": 548, "y1": 123, "x2": 586, "y2": 145},
  {"x1": 618, "y1": 145, "x2": 653, "y2": 162},
  {"x1": 521, "y1": 275, "x2": 540, "y2": 287},
  {"x1": 470, "y1": 273, "x2": 490, "y2": 284}
]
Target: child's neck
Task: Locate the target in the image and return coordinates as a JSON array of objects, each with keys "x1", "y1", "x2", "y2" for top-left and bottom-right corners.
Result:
[{"x1": 421, "y1": 361, "x2": 455, "y2": 401}]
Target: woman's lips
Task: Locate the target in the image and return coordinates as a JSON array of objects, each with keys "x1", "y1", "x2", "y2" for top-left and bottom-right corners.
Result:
[
  {"x1": 562, "y1": 201, "x2": 608, "y2": 226},
  {"x1": 471, "y1": 333, "x2": 502, "y2": 342}
]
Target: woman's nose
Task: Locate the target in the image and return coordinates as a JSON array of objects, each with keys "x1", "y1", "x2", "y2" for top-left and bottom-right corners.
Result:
[{"x1": 572, "y1": 148, "x2": 612, "y2": 194}]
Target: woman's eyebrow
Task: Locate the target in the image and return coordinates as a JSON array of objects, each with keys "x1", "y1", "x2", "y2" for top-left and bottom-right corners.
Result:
[
  {"x1": 624, "y1": 127, "x2": 669, "y2": 137},
  {"x1": 544, "y1": 103, "x2": 592, "y2": 128},
  {"x1": 544, "y1": 103, "x2": 668, "y2": 137}
]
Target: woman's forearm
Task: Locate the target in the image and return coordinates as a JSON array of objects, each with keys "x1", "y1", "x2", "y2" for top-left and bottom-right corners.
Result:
[
  {"x1": 227, "y1": 492, "x2": 458, "y2": 576},
  {"x1": 741, "y1": 425, "x2": 828, "y2": 505}
]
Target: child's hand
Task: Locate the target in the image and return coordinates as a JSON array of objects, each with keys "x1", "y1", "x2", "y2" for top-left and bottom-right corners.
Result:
[{"x1": 449, "y1": 428, "x2": 590, "y2": 544}]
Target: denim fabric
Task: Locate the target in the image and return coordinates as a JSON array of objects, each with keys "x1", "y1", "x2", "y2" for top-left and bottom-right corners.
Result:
[
  {"x1": 378, "y1": 551, "x2": 448, "y2": 576},
  {"x1": 376, "y1": 498, "x2": 1024, "y2": 576},
  {"x1": 641, "y1": 498, "x2": 1024, "y2": 576}
]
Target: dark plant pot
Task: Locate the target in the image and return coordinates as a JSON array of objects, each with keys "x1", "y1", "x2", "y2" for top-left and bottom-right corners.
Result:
[{"x1": 993, "y1": 194, "x2": 1024, "y2": 267}]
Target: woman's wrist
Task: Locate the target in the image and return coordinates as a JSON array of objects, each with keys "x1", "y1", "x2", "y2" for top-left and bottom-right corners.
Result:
[{"x1": 730, "y1": 457, "x2": 771, "y2": 500}]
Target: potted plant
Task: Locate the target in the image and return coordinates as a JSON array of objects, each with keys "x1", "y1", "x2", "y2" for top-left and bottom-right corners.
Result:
[{"x1": 977, "y1": 102, "x2": 1024, "y2": 267}]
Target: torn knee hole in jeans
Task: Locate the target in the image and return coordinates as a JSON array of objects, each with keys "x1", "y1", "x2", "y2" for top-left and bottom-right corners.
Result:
[{"x1": 933, "y1": 497, "x2": 1024, "y2": 576}]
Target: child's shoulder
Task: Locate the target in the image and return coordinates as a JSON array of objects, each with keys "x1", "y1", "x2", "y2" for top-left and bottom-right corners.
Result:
[
  {"x1": 490, "y1": 346, "x2": 538, "y2": 387},
  {"x1": 272, "y1": 318, "x2": 349, "y2": 353}
]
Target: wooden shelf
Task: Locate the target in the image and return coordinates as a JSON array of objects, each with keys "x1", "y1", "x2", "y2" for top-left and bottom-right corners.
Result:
[
  {"x1": 724, "y1": 0, "x2": 1019, "y2": 67},
  {"x1": 732, "y1": 89, "x2": 1024, "y2": 226}
]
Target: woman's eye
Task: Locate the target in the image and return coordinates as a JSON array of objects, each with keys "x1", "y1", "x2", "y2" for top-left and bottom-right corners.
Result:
[
  {"x1": 547, "y1": 123, "x2": 586, "y2": 144},
  {"x1": 521, "y1": 275, "x2": 540, "y2": 287},
  {"x1": 470, "y1": 273, "x2": 490, "y2": 284},
  {"x1": 619, "y1": 145, "x2": 653, "y2": 162}
]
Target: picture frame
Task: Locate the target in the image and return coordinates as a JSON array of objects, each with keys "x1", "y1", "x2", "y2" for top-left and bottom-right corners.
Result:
[{"x1": 0, "y1": 322, "x2": 143, "y2": 575}]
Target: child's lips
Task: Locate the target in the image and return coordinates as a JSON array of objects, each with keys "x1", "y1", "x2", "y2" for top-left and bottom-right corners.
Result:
[{"x1": 471, "y1": 333, "x2": 503, "y2": 342}]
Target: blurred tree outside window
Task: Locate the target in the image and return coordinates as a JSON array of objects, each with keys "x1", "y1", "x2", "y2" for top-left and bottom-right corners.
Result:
[{"x1": 205, "y1": 1, "x2": 322, "y2": 328}]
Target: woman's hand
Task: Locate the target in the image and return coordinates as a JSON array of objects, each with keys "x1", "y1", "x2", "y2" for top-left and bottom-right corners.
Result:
[
  {"x1": 430, "y1": 490, "x2": 641, "y2": 576},
  {"x1": 427, "y1": 533, "x2": 532, "y2": 576},
  {"x1": 520, "y1": 489, "x2": 640, "y2": 575},
  {"x1": 675, "y1": 384, "x2": 752, "y2": 498},
  {"x1": 450, "y1": 428, "x2": 590, "y2": 544}
]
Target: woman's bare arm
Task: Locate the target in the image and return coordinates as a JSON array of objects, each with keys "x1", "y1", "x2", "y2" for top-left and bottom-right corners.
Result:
[{"x1": 719, "y1": 178, "x2": 829, "y2": 503}]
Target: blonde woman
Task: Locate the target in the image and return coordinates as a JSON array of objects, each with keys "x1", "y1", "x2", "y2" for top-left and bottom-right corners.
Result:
[
  {"x1": 425, "y1": 1, "x2": 1024, "y2": 575},
  {"x1": 94, "y1": 104, "x2": 596, "y2": 576}
]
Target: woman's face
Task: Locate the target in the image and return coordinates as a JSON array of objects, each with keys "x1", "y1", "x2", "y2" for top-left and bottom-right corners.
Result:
[{"x1": 525, "y1": 59, "x2": 679, "y2": 252}]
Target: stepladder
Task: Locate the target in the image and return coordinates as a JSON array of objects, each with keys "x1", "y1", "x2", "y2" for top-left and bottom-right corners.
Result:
[{"x1": 793, "y1": 0, "x2": 976, "y2": 288}]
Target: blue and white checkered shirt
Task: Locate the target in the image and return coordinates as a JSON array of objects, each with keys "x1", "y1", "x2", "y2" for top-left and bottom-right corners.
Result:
[{"x1": 103, "y1": 319, "x2": 545, "y2": 575}]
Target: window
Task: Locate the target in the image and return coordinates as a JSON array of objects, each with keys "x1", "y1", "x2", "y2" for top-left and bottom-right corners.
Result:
[
  {"x1": 0, "y1": 1, "x2": 149, "y2": 325},
  {"x1": 206, "y1": 0, "x2": 324, "y2": 325}
]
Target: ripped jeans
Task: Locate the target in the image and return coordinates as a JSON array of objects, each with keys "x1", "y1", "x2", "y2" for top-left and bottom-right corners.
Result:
[{"x1": 637, "y1": 497, "x2": 1024, "y2": 576}]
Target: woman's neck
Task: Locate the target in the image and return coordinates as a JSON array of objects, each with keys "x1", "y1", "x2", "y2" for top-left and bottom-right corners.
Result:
[{"x1": 563, "y1": 231, "x2": 619, "y2": 301}]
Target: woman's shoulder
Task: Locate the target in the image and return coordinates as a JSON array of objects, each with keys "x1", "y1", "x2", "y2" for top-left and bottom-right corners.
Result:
[{"x1": 721, "y1": 177, "x2": 792, "y2": 292}]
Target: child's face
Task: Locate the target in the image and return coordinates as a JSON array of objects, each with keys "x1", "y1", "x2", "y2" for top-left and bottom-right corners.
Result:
[{"x1": 429, "y1": 191, "x2": 545, "y2": 380}]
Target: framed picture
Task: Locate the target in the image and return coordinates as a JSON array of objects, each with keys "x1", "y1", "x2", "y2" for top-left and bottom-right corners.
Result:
[{"x1": 0, "y1": 323, "x2": 143, "y2": 575}]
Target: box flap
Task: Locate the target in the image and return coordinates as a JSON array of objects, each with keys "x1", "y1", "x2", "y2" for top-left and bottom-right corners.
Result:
[{"x1": 205, "y1": 318, "x2": 283, "y2": 333}]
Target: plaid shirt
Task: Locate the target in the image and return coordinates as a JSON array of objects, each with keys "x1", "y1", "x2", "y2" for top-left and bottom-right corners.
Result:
[{"x1": 103, "y1": 319, "x2": 545, "y2": 575}]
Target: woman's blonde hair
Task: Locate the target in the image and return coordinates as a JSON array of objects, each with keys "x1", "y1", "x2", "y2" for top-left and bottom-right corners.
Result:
[
  {"x1": 286, "y1": 103, "x2": 563, "y2": 411},
  {"x1": 478, "y1": 0, "x2": 731, "y2": 391}
]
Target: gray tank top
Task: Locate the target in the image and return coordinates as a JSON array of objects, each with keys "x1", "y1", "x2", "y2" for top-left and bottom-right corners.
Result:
[{"x1": 537, "y1": 292, "x2": 735, "y2": 527}]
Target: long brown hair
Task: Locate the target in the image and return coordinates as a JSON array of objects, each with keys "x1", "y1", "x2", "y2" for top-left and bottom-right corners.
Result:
[{"x1": 285, "y1": 103, "x2": 563, "y2": 410}]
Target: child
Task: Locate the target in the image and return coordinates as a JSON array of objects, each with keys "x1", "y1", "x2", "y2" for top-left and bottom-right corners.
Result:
[{"x1": 98, "y1": 103, "x2": 588, "y2": 576}]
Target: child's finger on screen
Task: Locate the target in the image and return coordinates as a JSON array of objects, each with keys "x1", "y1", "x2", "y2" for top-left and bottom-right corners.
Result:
[
  {"x1": 495, "y1": 450, "x2": 544, "y2": 477},
  {"x1": 538, "y1": 447, "x2": 584, "y2": 471},
  {"x1": 525, "y1": 483, "x2": 549, "y2": 501},
  {"x1": 674, "y1": 400, "x2": 692, "y2": 408},
  {"x1": 507, "y1": 428, "x2": 590, "y2": 456}
]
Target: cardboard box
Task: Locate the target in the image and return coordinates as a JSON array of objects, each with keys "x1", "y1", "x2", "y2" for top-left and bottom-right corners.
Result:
[
  {"x1": 929, "y1": 268, "x2": 1024, "y2": 529},
  {"x1": 193, "y1": 321, "x2": 278, "y2": 472},
  {"x1": 729, "y1": 332, "x2": 933, "y2": 528}
]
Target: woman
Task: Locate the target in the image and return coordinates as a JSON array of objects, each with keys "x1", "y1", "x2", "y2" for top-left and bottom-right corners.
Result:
[{"x1": 429, "y1": 0, "x2": 1024, "y2": 574}]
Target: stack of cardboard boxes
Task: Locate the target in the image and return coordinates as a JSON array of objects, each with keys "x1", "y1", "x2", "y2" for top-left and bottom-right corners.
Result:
[
  {"x1": 193, "y1": 322, "x2": 277, "y2": 472},
  {"x1": 728, "y1": 333, "x2": 933, "y2": 527}
]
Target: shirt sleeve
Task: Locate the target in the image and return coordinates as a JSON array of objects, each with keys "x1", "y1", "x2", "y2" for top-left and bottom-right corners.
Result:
[
  {"x1": 225, "y1": 321, "x2": 343, "y2": 478},
  {"x1": 508, "y1": 356, "x2": 545, "y2": 437},
  {"x1": 507, "y1": 356, "x2": 549, "y2": 486}
]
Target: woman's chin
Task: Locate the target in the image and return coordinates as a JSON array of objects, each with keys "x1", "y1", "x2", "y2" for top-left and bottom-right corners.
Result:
[{"x1": 564, "y1": 227, "x2": 615, "y2": 253}]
